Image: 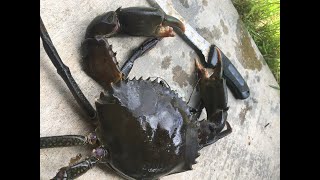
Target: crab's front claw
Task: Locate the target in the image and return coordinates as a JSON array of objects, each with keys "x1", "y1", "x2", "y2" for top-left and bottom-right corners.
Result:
[
  {"x1": 85, "y1": 10, "x2": 121, "y2": 39},
  {"x1": 160, "y1": 13, "x2": 185, "y2": 36},
  {"x1": 195, "y1": 53, "x2": 228, "y2": 116},
  {"x1": 116, "y1": 7, "x2": 185, "y2": 37},
  {"x1": 85, "y1": 7, "x2": 185, "y2": 38},
  {"x1": 196, "y1": 53, "x2": 232, "y2": 148}
]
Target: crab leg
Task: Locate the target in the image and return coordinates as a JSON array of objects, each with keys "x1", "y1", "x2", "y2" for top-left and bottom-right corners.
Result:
[
  {"x1": 40, "y1": 16, "x2": 97, "y2": 120},
  {"x1": 52, "y1": 147, "x2": 107, "y2": 180},
  {"x1": 40, "y1": 133, "x2": 98, "y2": 149},
  {"x1": 121, "y1": 37, "x2": 162, "y2": 77}
]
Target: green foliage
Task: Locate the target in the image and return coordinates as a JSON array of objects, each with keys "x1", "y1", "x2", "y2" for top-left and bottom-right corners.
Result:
[{"x1": 232, "y1": 0, "x2": 280, "y2": 84}]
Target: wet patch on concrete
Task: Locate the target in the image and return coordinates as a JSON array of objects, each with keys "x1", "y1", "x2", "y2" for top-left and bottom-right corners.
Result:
[
  {"x1": 202, "y1": 0, "x2": 208, "y2": 6},
  {"x1": 161, "y1": 56, "x2": 172, "y2": 69},
  {"x1": 234, "y1": 19, "x2": 262, "y2": 71},
  {"x1": 196, "y1": 26, "x2": 222, "y2": 41},
  {"x1": 196, "y1": 27, "x2": 213, "y2": 41},
  {"x1": 173, "y1": 0, "x2": 201, "y2": 27},
  {"x1": 220, "y1": 19, "x2": 229, "y2": 35},
  {"x1": 172, "y1": 65, "x2": 193, "y2": 88},
  {"x1": 212, "y1": 25, "x2": 222, "y2": 40},
  {"x1": 179, "y1": 0, "x2": 189, "y2": 8},
  {"x1": 239, "y1": 101, "x2": 253, "y2": 125},
  {"x1": 251, "y1": 97, "x2": 258, "y2": 104}
]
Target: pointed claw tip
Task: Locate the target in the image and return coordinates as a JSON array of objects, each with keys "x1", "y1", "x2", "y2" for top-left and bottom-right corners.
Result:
[
  {"x1": 216, "y1": 48, "x2": 223, "y2": 64},
  {"x1": 195, "y1": 58, "x2": 210, "y2": 79},
  {"x1": 163, "y1": 15, "x2": 185, "y2": 33},
  {"x1": 174, "y1": 22, "x2": 185, "y2": 33},
  {"x1": 194, "y1": 58, "x2": 201, "y2": 69},
  {"x1": 180, "y1": 23, "x2": 186, "y2": 33},
  {"x1": 194, "y1": 58, "x2": 203, "y2": 71}
]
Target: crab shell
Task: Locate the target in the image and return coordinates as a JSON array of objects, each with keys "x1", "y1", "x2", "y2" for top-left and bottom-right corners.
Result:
[{"x1": 95, "y1": 78, "x2": 200, "y2": 179}]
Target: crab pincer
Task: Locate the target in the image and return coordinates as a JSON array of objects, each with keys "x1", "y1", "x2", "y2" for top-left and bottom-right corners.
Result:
[
  {"x1": 82, "y1": 7, "x2": 185, "y2": 89},
  {"x1": 85, "y1": 7, "x2": 185, "y2": 38},
  {"x1": 195, "y1": 48, "x2": 232, "y2": 148}
]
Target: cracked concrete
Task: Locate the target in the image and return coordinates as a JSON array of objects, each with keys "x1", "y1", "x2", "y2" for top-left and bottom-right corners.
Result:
[{"x1": 40, "y1": 0, "x2": 280, "y2": 179}]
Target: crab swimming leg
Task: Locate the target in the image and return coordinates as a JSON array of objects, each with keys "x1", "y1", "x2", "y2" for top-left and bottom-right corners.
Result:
[
  {"x1": 52, "y1": 147, "x2": 108, "y2": 180},
  {"x1": 40, "y1": 133, "x2": 98, "y2": 149},
  {"x1": 40, "y1": 16, "x2": 97, "y2": 120}
]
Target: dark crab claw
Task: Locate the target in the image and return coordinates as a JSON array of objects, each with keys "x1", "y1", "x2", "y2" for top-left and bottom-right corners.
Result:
[
  {"x1": 116, "y1": 7, "x2": 185, "y2": 37},
  {"x1": 195, "y1": 47, "x2": 223, "y2": 80},
  {"x1": 160, "y1": 14, "x2": 186, "y2": 36},
  {"x1": 85, "y1": 10, "x2": 121, "y2": 38},
  {"x1": 85, "y1": 7, "x2": 185, "y2": 38},
  {"x1": 195, "y1": 48, "x2": 229, "y2": 140},
  {"x1": 195, "y1": 53, "x2": 228, "y2": 116}
]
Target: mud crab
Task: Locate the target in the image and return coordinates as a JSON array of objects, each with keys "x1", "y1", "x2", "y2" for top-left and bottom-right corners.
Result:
[{"x1": 40, "y1": 7, "x2": 232, "y2": 180}]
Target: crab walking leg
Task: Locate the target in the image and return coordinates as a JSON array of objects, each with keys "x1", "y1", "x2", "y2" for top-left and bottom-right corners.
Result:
[
  {"x1": 52, "y1": 147, "x2": 107, "y2": 180},
  {"x1": 121, "y1": 37, "x2": 162, "y2": 77},
  {"x1": 40, "y1": 16, "x2": 97, "y2": 120},
  {"x1": 40, "y1": 133, "x2": 98, "y2": 149}
]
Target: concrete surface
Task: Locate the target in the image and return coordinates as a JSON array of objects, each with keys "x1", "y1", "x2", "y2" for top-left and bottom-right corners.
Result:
[{"x1": 40, "y1": 0, "x2": 280, "y2": 179}]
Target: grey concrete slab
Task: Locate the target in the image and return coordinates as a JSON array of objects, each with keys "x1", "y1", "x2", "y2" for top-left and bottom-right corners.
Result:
[{"x1": 40, "y1": 0, "x2": 280, "y2": 179}]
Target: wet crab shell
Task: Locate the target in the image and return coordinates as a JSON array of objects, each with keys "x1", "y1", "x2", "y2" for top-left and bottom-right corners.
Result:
[{"x1": 95, "y1": 78, "x2": 200, "y2": 179}]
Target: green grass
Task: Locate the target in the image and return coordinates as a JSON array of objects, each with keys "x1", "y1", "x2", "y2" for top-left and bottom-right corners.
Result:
[{"x1": 232, "y1": 0, "x2": 280, "y2": 84}]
